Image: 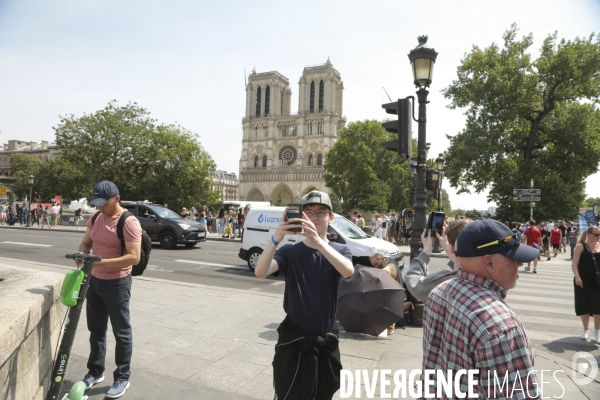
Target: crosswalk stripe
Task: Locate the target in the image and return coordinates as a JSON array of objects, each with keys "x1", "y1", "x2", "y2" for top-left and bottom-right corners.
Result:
[
  {"x1": 507, "y1": 303, "x2": 574, "y2": 315},
  {"x1": 0, "y1": 241, "x2": 53, "y2": 247}
]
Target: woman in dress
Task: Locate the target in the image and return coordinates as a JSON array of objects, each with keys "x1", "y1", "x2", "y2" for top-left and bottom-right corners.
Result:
[
  {"x1": 572, "y1": 226, "x2": 600, "y2": 343},
  {"x1": 41, "y1": 206, "x2": 51, "y2": 229}
]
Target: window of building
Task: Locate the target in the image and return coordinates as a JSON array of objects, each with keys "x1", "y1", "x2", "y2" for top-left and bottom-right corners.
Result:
[
  {"x1": 265, "y1": 86, "x2": 270, "y2": 116},
  {"x1": 254, "y1": 156, "x2": 259, "y2": 168},
  {"x1": 309, "y1": 81, "x2": 315, "y2": 113},
  {"x1": 308, "y1": 154, "x2": 313, "y2": 166},
  {"x1": 317, "y1": 153, "x2": 323, "y2": 166},
  {"x1": 256, "y1": 87, "x2": 261, "y2": 117},
  {"x1": 319, "y1": 80, "x2": 324, "y2": 112},
  {"x1": 278, "y1": 145, "x2": 297, "y2": 166},
  {"x1": 262, "y1": 155, "x2": 267, "y2": 168}
]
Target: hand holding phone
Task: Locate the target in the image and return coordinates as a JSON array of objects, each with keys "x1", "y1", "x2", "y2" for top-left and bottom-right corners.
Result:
[
  {"x1": 285, "y1": 204, "x2": 303, "y2": 233},
  {"x1": 426, "y1": 211, "x2": 445, "y2": 238}
]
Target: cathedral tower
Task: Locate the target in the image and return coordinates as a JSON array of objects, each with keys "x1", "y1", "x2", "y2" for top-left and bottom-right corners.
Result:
[{"x1": 239, "y1": 60, "x2": 345, "y2": 204}]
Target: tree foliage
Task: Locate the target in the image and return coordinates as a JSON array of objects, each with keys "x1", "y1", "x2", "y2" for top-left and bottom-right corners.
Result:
[
  {"x1": 8, "y1": 153, "x2": 43, "y2": 200},
  {"x1": 324, "y1": 120, "x2": 442, "y2": 216},
  {"x1": 49, "y1": 101, "x2": 220, "y2": 211},
  {"x1": 442, "y1": 25, "x2": 600, "y2": 222}
]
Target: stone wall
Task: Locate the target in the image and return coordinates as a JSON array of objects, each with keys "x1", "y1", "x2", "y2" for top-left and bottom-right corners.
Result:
[{"x1": 0, "y1": 264, "x2": 65, "y2": 400}]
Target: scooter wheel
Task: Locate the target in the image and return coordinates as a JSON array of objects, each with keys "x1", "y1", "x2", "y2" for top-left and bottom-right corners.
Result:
[{"x1": 64, "y1": 381, "x2": 87, "y2": 400}]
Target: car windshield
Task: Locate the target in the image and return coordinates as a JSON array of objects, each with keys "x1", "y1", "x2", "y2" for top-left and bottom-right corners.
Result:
[
  {"x1": 148, "y1": 205, "x2": 181, "y2": 219},
  {"x1": 331, "y1": 214, "x2": 369, "y2": 239}
]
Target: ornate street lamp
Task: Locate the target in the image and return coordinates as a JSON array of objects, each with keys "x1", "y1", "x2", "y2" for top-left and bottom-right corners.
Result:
[
  {"x1": 25, "y1": 175, "x2": 34, "y2": 227},
  {"x1": 407, "y1": 36, "x2": 438, "y2": 260}
]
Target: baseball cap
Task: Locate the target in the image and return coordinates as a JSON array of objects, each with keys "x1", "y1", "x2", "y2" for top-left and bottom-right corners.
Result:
[
  {"x1": 455, "y1": 219, "x2": 539, "y2": 262},
  {"x1": 301, "y1": 190, "x2": 332, "y2": 210},
  {"x1": 90, "y1": 181, "x2": 119, "y2": 206}
]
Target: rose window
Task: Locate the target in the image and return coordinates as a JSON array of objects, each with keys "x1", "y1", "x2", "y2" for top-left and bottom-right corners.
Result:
[{"x1": 278, "y1": 146, "x2": 297, "y2": 166}]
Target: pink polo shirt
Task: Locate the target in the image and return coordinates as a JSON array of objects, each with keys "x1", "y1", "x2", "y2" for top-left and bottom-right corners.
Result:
[{"x1": 87, "y1": 211, "x2": 142, "y2": 280}]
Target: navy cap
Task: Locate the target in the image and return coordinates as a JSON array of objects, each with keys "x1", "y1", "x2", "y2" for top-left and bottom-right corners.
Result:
[
  {"x1": 455, "y1": 219, "x2": 539, "y2": 262},
  {"x1": 90, "y1": 181, "x2": 119, "y2": 206}
]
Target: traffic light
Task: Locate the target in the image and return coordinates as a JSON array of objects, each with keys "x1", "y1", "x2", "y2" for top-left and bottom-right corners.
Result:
[
  {"x1": 426, "y1": 170, "x2": 439, "y2": 191},
  {"x1": 381, "y1": 98, "x2": 413, "y2": 159}
]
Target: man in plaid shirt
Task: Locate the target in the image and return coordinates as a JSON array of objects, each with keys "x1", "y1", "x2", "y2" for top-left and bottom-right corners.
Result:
[{"x1": 422, "y1": 219, "x2": 541, "y2": 399}]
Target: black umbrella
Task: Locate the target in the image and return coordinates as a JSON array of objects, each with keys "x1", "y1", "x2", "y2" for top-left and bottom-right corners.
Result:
[{"x1": 336, "y1": 265, "x2": 406, "y2": 336}]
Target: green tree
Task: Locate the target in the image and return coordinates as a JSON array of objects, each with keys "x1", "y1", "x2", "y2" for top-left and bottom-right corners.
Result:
[
  {"x1": 8, "y1": 153, "x2": 43, "y2": 200},
  {"x1": 275, "y1": 191, "x2": 285, "y2": 206},
  {"x1": 465, "y1": 209, "x2": 483, "y2": 219},
  {"x1": 323, "y1": 120, "x2": 415, "y2": 215},
  {"x1": 52, "y1": 101, "x2": 220, "y2": 211},
  {"x1": 583, "y1": 197, "x2": 600, "y2": 208},
  {"x1": 442, "y1": 25, "x2": 600, "y2": 222}
]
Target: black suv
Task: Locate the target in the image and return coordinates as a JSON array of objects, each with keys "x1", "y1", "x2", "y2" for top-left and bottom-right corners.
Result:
[{"x1": 121, "y1": 201, "x2": 206, "y2": 249}]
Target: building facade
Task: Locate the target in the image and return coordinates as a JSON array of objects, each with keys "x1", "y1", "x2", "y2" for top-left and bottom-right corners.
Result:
[
  {"x1": 212, "y1": 170, "x2": 239, "y2": 201},
  {"x1": 0, "y1": 140, "x2": 58, "y2": 187},
  {"x1": 238, "y1": 59, "x2": 345, "y2": 204}
]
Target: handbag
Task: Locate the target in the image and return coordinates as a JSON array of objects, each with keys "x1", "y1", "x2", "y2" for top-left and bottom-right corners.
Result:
[{"x1": 584, "y1": 243, "x2": 600, "y2": 285}]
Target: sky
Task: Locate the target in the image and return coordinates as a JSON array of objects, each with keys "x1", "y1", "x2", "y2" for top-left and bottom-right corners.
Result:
[{"x1": 0, "y1": 0, "x2": 599, "y2": 210}]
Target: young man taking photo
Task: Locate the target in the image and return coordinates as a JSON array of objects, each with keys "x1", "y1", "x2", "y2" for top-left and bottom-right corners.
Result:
[
  {"x1": 77, "y1": 181, "x2": 142, "y2": 398},
  {"x1": 255, "y1": 191, "x2": 354, "y2": 400}
]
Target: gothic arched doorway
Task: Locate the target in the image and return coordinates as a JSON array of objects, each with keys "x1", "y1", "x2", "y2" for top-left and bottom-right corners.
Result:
[{"x1": 270, "y1": 183, "x2": 294, "y2": 206}]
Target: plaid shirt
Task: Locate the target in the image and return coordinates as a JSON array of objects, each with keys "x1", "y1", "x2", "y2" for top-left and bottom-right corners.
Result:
[{"x1": 421, "y1": 270, "x2": 540, "y2": 399}]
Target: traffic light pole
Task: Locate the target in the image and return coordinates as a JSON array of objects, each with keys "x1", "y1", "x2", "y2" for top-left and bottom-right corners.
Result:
[{"x1": 410, "y1": 88, "x2": 429, "y2": 261}]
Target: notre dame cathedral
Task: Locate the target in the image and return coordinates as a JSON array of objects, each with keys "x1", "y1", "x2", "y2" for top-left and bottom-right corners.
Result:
[{"x1": 238, "y1": 58, "x2": 345, "y2": 204}]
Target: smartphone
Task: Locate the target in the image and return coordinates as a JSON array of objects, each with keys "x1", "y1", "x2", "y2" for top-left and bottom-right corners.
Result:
[
  {"x1": 426, "y1": 211, "x2": 445, "y2": 237},
  {"x1": 285, "y1": 204, "x2": 303, "y2": 233}
]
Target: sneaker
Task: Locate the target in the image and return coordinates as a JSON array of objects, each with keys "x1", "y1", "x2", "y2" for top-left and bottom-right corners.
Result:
[
  {"x1": 387, "y1": 324, "x2": 395, "y2": 335},
  {"x1": 533, "y1": 268, "x2": 537, "y2": 273},
  {"x1": 594, "y1": 330, "x2": 600, "y2": 345},
  {"x1": 82, "y1": 373, "x2": 104, "y2": 390},
  {"x1": 547, "y1": 257, "x2": 551, "y2": 261},
  {"x1": 581, "y1": 330, "x2": 590, "y2": 340},
  {"x1": 525, "y1": 266, "x2": 530, "y2": 271},
  {"x1": 106, "y1": 380, "x2": 130, "y2": 399}
]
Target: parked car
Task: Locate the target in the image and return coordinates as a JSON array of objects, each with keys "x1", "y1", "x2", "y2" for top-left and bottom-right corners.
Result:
[
  {"x1": 121, "y1": 201, "x2": 206, "y2": 249},
  {"x1": 238, "y1": 207, "x2": 404, "y2": 272}
]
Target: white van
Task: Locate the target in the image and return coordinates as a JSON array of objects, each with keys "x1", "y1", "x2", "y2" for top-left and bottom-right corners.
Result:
[{"x1": 238, "y1": 207, "x2": 404, "y2": 272}]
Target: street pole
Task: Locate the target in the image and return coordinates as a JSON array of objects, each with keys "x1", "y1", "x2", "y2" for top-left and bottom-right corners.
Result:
[
  {"x1": 409, "y1": 88, "x2": 429, "y2": 260},
  {"x1": 530, "y1": 179, "x2": 534, "y2": 221},
  {"x1": 26, "y1": 185, "x2": 33, "y2": 227}
]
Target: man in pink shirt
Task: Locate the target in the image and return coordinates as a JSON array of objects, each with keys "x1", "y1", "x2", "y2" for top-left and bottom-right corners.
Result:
[{"x1": 78, "y1": 181, "x2": 141, "y2": 398}]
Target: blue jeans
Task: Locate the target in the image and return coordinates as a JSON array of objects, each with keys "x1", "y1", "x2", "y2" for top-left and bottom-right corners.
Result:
[
  {"x1": 19, "y1": 214, "x2": 26, "y2": 225},
  {"x1": 86, "y1": 274, "x2": 132, "y2": 381}
]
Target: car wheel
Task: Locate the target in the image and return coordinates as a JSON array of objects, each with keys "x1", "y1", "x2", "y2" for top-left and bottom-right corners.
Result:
[
  {"x1": 159, "y1": 230, "x2": 177, "y2": 249},
  {"x1": 185, "y1": 242, "x2": 198, "y2": 248},
  {"x1": 247, "y1": 248, "x2": 263, "y2": 272}
]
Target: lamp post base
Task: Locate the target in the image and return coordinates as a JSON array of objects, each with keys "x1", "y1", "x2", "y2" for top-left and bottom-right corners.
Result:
[
  {"x1": 432, "y1": 237, "x2": 442, "y2": 253},
  {"x1": 26, "y1": 215, "x2": 32, "y2": 227}
]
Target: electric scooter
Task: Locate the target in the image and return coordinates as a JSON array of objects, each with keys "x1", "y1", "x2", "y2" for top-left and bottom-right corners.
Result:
[{"x1": 45, "y1": 253, "x2": 102, "y2": 400}]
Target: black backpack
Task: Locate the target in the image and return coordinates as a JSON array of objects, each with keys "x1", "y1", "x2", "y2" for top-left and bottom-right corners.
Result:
[{"x1": 91, "y1": 211, "x2": 152, "y2": 276}]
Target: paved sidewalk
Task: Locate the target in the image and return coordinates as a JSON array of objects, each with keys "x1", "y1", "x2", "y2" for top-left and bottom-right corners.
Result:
[{"x1": 6, "y1": 256, "x2": 600, "y2": 399}]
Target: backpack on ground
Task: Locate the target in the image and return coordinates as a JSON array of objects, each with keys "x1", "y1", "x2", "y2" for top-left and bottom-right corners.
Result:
[{"x1": 91, "y1": 211, "x2": 152, "y2": 276}]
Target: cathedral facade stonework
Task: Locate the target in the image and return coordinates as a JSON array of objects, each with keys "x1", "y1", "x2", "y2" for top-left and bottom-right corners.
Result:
[{"x1": 238, "y1": 59, "x2": 345, "y2": 204}]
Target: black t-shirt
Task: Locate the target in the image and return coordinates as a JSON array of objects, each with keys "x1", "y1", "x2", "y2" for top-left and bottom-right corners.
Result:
[
  {"x1": 559, "y1": 225, "x2": 567, "y2": 237},
  {"x1": 273, "y1": 241, "x2": 352, "y2": 336},
  {"x1": 541, "y1": 228, "x2": 549, "y2": 244}
]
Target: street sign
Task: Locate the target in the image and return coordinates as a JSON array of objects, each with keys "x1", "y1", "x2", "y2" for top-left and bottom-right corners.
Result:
[
  {"x1": 513, "y1": 189, "x2": 541, "y2": 195},
  {"x1": 514, "y1": 196, "x2": 541, "y2": 201}
]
